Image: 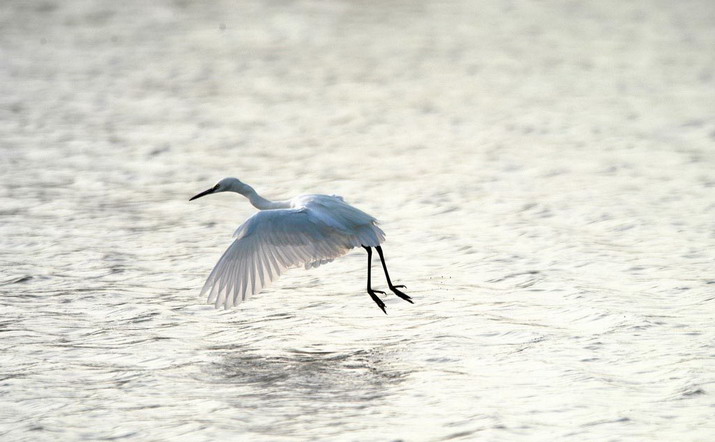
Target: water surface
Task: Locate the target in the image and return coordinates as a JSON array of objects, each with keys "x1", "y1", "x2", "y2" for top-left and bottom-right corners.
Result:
[{"x1": 1, "y1": 0, "x2": 714, "y2": 440}]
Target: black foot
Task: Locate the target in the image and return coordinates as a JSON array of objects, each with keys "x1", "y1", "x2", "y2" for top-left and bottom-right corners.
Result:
[
  {"x1": 368, "y1": 289, "x2": 387, "y2": 314},
  {"x1": 389, "y1": 285, "x2": 413, "y2": 304}
]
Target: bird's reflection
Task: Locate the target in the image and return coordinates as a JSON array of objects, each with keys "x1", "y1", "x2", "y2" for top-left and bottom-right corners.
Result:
[{"x1": 205, "y1": 347, "x2": 406, "y2": 402}]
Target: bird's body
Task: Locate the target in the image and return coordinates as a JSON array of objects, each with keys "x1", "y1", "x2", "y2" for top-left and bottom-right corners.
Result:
[
  {"x1": 202, "y1": 193, "x2": 385, "y2": 309},
  {"x1": 190, "y1": 178, "x2": 411, "y2": 312}
]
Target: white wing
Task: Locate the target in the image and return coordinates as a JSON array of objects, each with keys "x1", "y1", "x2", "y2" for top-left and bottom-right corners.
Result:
[{"x1": 201, "y1": 208, "x2": 358, "y2": 309}]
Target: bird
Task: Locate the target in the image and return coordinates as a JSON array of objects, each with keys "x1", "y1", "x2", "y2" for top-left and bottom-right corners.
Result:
[{"x1": 189, "y1": 177, "x2": 412, "y2": 313}]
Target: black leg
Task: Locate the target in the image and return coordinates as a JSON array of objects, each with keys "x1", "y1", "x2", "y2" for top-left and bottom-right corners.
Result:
[
  {"x1": 363, "y1": 246, "x2": 387, "y2": 314},
  {"x1": 375, "y1": 246, "x2": 413, "y2": 304}
]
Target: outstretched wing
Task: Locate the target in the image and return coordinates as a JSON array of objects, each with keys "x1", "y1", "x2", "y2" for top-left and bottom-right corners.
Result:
[{"x1": 201, "y1": 209, "x2": 352, "y2": 309}]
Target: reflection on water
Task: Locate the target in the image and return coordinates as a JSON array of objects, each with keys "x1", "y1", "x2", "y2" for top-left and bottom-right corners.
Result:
[
  {"x1": 2, "y1": 0, "x2": 715, "y2": 440},
  {"x1": 203, "y1": 348, "x2": 406, "y2": 437},
  {"x1": 210, "y1": 349, "x2": 404, "y2": 391},
  {"x1": 212, "y1": 348, "x2": 402, "y2": 401}
]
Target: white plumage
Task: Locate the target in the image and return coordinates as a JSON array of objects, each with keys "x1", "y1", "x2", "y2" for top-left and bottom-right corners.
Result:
[
  {"x1": 202, "y1": 195, "x2": 384, "y2": 309},
  {"x1": 189, "y1": 178, "x2": 411, "y2": 312}
]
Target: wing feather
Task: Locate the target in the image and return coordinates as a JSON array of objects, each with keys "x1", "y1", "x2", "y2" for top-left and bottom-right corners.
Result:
[
  {"x1": 266, "y1": 243, "x2": 281, "y2": 279},
  {"x1": 200, "y1": 208, "x2": 355, "y2": 309},
  {"x1": 259, "y1": 240, "x2": 274, "y2": 282}
]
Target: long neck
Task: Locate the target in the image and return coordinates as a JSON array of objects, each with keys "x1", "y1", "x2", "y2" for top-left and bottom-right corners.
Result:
[{"x1": 241, "y1": 185, "x2": 290, "y2": 210}]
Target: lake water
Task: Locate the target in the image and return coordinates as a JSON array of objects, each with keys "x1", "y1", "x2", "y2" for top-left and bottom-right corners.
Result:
[{"x1": 1, "y1": 0, "x2": 714, "y2": 440}]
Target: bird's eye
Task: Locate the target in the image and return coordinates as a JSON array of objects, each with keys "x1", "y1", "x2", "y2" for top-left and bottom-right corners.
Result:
[{"x1": 213, "y1": 184, "x2": 220, "y2": 190}]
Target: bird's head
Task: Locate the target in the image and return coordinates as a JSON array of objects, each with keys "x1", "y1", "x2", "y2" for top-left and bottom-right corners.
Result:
[{"x1": 190, "y1": 177, "x2": 247, "y2": 201}]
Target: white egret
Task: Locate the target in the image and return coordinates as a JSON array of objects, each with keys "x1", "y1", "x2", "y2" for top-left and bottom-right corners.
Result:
[{"x1": 190, "y1": 177, "x2": 411, "y2": 313}]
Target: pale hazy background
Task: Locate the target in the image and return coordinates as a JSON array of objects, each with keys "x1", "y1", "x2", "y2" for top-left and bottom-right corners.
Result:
[{"x1": 1, "y1": 0, "x2": 714, "y2": 440}]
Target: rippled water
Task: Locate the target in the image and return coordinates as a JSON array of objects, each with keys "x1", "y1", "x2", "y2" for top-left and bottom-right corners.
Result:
[{"x1": 2, "y1": 0, "x2": 714, "y2": 440}]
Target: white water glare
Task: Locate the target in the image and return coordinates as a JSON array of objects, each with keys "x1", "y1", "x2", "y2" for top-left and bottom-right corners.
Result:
[{"x1": 1, "y1": 0, "x2": 714, "y2": 440}]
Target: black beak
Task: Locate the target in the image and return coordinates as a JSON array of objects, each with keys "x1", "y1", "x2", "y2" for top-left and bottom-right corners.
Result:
[{"x1": 189, "y1": 187, "x2": 216, "y2": 201}]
